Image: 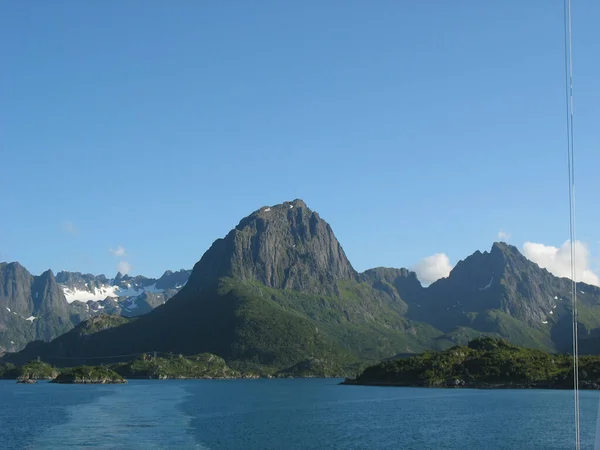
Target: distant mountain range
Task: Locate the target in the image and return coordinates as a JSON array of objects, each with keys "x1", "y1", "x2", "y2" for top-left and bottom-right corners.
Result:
[
  {"x1": 57, "y1": 269, "x2": 191, "y2": 317},
  {"x1": 0, "y1": 264, "x2": 190, "y2": 353},
  {"x1": 3, "y1": 199, "x2": 600, "y2": 374}
]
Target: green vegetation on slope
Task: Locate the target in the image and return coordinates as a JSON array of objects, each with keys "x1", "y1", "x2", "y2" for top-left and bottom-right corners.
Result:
[
  {"x1": 344, "y1": 337, "x2": 600, "y2": 389},
  {"x1": 220, "y1": 277, "x2": 445, "y2": 370}
]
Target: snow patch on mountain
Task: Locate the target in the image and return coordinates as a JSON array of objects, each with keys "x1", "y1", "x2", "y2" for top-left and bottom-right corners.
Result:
[
  {"x1": 62, "y1": 285, "x2": 120, "y2": 303},
  {"x1": 61, "y1": 284, "x2": 164, "y2": 303}
]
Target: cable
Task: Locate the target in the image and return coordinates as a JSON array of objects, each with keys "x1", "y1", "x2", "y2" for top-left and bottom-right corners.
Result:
[
  {"x1": 563, "y1": 0, "x2": 580, "y2": 448},
  {"x1": 42, "y1": 352, "x2": 150, "y2": 360}
]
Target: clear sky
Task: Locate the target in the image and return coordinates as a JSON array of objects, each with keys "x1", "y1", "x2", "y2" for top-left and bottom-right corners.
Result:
[{"x1": 1, "y1": 1, "x2": 599, "y2": 284}]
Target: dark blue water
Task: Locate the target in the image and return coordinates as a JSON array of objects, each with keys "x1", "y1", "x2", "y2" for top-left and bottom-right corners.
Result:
[{"x1": 1, "y1": 379, "x2": 599, "y2": 449}]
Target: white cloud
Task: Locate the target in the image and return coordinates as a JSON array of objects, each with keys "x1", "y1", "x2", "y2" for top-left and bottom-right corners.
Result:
[
  {"x1": 116, "y1": 261, "x2": 131, "y2": 275},
  {"x1": 412, "y1": 253, "x2": 453, "y2": 286},
  {"x1": 498, "y1": 230, "x2": 511, "y2": 241},
  {"x1": 64, "y1": 221, "x2": 77, "y2": 236},
  {"x1": 109, "y1": 246, "x2": 126, "y2": 257},
  {"x1": 522, "y1": 240, "x2": 600, "y2": 287}
]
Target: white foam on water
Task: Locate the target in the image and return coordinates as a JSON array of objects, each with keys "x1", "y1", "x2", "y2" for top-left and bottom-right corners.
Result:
[{"x1": 30, "y1": 383, "x2": 208, "y2": 449}]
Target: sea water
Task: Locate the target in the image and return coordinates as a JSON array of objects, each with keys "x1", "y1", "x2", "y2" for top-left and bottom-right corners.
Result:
[{"x1": 0, "y1": 379, "x2": 597, "y2": 449}]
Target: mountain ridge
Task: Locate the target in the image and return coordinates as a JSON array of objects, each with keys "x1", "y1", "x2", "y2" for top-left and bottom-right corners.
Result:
[{"x1": 3, "y1": 199, "x2": 600, "y2": 371}]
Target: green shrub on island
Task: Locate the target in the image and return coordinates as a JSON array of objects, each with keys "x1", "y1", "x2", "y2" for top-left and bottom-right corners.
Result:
[
  {"x1": 110, "y1": 353, "x2": 241, "y2": 379},
  {"x1": 51, "y1": 365, "x2": 126, "y2": 384},
  {"x1": 0, "y1": 360, "x2": 59, "y2": 380}
]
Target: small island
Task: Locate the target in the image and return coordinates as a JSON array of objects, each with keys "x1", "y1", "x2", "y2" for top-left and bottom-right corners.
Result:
[
  {"x1": 51, "y1": 366, "x2": 127, "y2": 384},
  {"x1": 1, "y1": 360, "x2": 59, "y2": 382},
  {"x1": 1, "y1": 352, "x2": 352, "y2": 382},
  {"x1": 111, "y1": 353, "x2": 242, "y2": 379},
  {"x1": 342, "y1": 337, "x2": 600, "y2": 390}
]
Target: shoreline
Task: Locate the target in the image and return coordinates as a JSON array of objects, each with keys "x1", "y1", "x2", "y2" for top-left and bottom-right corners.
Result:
[
  {"x1": 4, "y1": 374, "x2": 345, "y2": 382},
  {"x1": 339, "y1": 379, "x2": 600, "y2": 390}
]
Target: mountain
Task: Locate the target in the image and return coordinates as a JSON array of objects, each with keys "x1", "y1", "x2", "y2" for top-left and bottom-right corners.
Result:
[
  {"x1": 190, "y1": 199, "x2": 355, "y2": 295},
  {"x1": 0, "y1": 263, "x2": 191, "y2": 355},
  {"x1": 2, "y1": 200, "x2": 440, "y2": 369},
  {"x1": 4, "y1": 199, "x2": 600, "y2": 372},
  {"x1": 409, "y1": 242, "x2": 600, "y2": 351}
]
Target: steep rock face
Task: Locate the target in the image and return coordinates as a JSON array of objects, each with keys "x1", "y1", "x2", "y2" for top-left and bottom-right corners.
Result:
[
  {"x1": 189, "y1": 199, "x2": 356, "y2": 296},
  {"x1": 0, "y1": 264, "x2": 73, "y2": 352},
  {"x1": 33, "y1": 270, "x2": 70, "y2": 317},
  {"x1": 0, "y1": 262, "x2": 35, "y2": 316},
  {"x1": 0, "y1": 264, "x2": 70, "y2": 319},
  {"x1": 30, "y1": 270, "x2": 72, "y2": 342}
]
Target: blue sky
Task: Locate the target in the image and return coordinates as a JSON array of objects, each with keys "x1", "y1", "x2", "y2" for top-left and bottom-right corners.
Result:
[{"x1": 1, "y1": 1, "x2": 599, "y2": 283}]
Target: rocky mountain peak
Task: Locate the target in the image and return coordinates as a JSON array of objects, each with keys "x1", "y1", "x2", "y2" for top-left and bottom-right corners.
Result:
[
  {"x1": 32, "y1": 269, "x2": 69, "y2": 317},
  {"x1": 189, "y1": 199, "x2": 356, "y2": 295},
  {"x1": 421, "y1": 242, "x2": 586, "y2": 330},
  {"x1": 490, "y1": 241, "x2": 528, "y2": 265}
]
